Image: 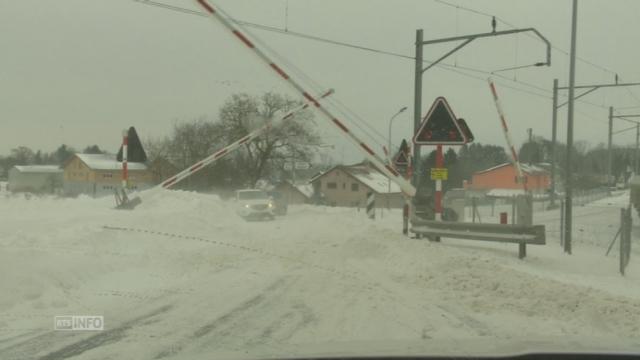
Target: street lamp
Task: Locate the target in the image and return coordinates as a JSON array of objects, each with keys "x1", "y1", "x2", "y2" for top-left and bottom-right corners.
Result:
[
  {"x1": 388, "y1": 106, "x2": 408, "y2": 163},
  {"x1": 388, "y1": 106, "x2": 408, "y2": 198}
]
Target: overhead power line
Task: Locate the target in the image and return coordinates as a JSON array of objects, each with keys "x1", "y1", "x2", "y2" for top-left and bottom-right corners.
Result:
[
  {"x1": 432, "y1": 0, "x2": 619, "y2": 76},
  {"x1": 132, "y1": 0, "x2": 625, "y2": 128}
]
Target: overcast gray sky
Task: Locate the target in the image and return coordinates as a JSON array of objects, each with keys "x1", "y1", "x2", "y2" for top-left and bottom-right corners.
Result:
[{"x1": 2, "y1": 0, "x2": 640, "y2": 163}]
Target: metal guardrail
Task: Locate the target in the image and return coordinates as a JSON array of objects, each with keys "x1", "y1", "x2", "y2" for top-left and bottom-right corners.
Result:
[{"x1": 411, "y1": 218, "x2": 546, "y2": 259}]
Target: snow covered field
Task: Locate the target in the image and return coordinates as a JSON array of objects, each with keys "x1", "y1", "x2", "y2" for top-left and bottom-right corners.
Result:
[{"x1": 1, "y1": 189, "x2": 639, "y2": 359}]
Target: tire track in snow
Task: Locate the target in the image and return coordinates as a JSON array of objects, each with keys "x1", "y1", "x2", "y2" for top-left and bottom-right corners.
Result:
[
  {"x1": 0, "y1": 304, "x2": 173, "y2": 360},
  {"x1": 103, "y1": 225, "x2": 492, "y2": 340},
  {"x1": 152, "y1": 275, "x2": 311, "y2": 359}
]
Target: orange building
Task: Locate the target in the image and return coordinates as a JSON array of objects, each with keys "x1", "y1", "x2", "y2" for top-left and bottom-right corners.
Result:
[{"x1": 465, "y1": 162, "x2": 550, "y2": 193}]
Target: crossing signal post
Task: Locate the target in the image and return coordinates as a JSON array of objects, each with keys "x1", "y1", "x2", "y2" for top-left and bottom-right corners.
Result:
[{"x1": 413, "y1": 97, "x2": 472, "y2": 222}]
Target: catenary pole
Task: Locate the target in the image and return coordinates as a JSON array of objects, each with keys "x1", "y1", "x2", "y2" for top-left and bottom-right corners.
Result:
[
  {"x1": 551, "y1": 79, "x2": 558, "y2": 205},
  {"x1": 413, "y1": 29, "x2": 424, "y2": 190},
  {"x1": 633, "y1": 123, "x2": 640, "y2": 174},
  {"x1": 564, "y1": 0, "x2": 578, "y2": 255},
  {"x1": 608, "y1": 107, "x2": 613, "y2": 188}
]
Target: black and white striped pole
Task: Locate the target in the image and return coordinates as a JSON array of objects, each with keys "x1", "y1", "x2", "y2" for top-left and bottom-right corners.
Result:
[{"x1": 366, "y1": 192, "x2": 375, "y2": 220}]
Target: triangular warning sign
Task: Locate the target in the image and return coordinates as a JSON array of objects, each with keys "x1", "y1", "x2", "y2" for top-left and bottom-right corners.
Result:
[
  {"x1": 117, "y1": 127, "x2": 148, "y2": 163},
  {"x1": 393, "y1": 139, "x2": 410, "y2": 166},
  {"x1": 413, "y1": 97, "x2": 467, "y2": 145}
]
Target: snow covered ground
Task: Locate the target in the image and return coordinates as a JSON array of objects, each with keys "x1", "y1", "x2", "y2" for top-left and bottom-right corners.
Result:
[{"x1": 0, "y1": 189, "x2": 639, "y2": 359}]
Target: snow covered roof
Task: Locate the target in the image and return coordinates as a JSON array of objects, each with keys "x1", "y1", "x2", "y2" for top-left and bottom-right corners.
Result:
[
  {"x1": 295, "y1": 183, "x2": 314, "y2": 198},
  {"x1": 310, "y1": 163, "x2": 401, "y2": 194},
  {"x1": 352, "y1": 172, "x2": 400, "y2": 194},
  {"x1": 75, "y1": 153, "x2": 147, "y2": 171},
  {"x1": 475, "y1": 162, "x2": 548, "y2": 175},
  {"x1": 343, "y1": 165, "x2": 400, "y2": 194},
  {"x1": 13, "y1": 165, "x2": 62, "y2": 173}
]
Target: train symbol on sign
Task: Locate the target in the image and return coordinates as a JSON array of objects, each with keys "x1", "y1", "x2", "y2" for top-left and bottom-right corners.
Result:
[{"x1": 413, "y1": 97, "x2": 474, "y2": 145}]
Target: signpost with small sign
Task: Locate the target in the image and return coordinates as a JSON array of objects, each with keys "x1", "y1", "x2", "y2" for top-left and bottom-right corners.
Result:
[
  {"x1": 430, "y1": 167, "x2": 448, "y2": 181},
  {"x1": 413, "y1": 97, "x2": 473, "y2": 222}
]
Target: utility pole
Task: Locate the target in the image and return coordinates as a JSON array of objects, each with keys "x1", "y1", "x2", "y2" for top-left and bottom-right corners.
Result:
[
  {"x1": 610, "y1": 111, "x2": 640, "y2": 184},
  {"x1": 633, "y1": 123, "x2": 640, "y2": 174},
  {"x1": 608, "y1": 107, "x2": 613, "y2": 188},
  {"x1": 413, "y1": 29, "x2": 424, "y2": 189},
  {"x1": 564, "y1": 0, "x2": 578, "y2": 255},
  {"x1": 527, "y1": 128, "x2": 533, "y2": 166},
  {"x1": 550, "y1": 79, "x2": 558, "y2": 206},
  {"x1": 551, "y1": 81, "x2": 640, "y2": 204},
  {"x1": 388, "y1": 106, "x2": 408, "y2": 197}
]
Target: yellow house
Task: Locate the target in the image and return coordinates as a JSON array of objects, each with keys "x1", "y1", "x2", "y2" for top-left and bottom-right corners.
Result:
[
  {"x1": 310, "y1": 162, "x2": 405, "y2": 208},
  {"x1": 63, "y1": 153, "x2": 153, "y2": 197}
]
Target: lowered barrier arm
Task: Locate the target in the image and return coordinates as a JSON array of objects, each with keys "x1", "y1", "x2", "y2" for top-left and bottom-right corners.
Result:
[{"x1": 192, "y1": 0, "x2": 416, "y2": 197}]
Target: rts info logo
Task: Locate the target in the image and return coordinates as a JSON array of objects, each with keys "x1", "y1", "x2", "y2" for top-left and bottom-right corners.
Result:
[{"x1": 54, "y1": 316, "x2": 104, "y2": 331}]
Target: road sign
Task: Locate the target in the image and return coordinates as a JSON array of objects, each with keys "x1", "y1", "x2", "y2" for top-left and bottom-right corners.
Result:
[
  {"x1": 430, "y1": 167, "x2": 448, "y2": 180},
  {"x1": 294, "y1": 162, "x2": 310, "y2": 170},
  {"x1": 413, "y1": 97, "x2": 468, "y2": 145},
  {"x1": 393, "y1": 139, "x2": 410, "y2": 166}
]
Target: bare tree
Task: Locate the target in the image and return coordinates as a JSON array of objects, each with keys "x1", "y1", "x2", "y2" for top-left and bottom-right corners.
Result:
[
  {"x1": 218, "y1": 92, "x2": 320, "y2": 186},
  {"x1": 11, "y1": 146, "x2": 35, "y2": 164}
]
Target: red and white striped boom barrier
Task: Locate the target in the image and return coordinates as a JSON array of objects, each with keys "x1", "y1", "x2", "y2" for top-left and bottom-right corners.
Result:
[
  {"x1": 192, "y1": 0, "x2": 416, "y2": 197},
  {"x1": 488, "y1": 78, "x2": 528, "y2": 192},
  {"x1": 159, "y1": 89, "x2": 334, "y2": 189}
]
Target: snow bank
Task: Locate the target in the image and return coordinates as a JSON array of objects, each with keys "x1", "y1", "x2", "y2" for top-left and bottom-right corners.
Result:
[{"x1": 1, "y1": 190, "x2": 639, "y2": 359}]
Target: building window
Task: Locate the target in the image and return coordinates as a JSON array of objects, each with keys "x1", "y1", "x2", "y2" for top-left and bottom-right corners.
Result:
[
  {"x1": 327, "y1": 182, "x2": 337, "y2": 189},
  {"x1": 351, "y1": 183, "x2": 359, "y2": 192},
  {"x1": 102, "y1": 173, "x2": 112, "y2": 178}
]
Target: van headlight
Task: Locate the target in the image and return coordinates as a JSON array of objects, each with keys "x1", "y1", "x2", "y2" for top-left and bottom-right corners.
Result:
[
  {"x1": 268, "y1": 202, "x2": 273, "y2": 208},
  {"x1": 245, "y1": 204, "x2": 250, "y2": 208}
]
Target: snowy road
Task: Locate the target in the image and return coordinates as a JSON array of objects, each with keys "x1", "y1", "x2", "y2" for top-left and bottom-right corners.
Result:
[{"x1": 1, "y1": 190, "x2": 639, "y2": 359}]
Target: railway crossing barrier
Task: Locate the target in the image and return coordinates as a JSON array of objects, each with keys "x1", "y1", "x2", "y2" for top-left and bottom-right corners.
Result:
[{"x1": 366, "y1": 192, "x2": 375, "y2": 220}]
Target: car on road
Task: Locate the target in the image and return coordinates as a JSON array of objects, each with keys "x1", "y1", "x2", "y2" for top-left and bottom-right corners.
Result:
[{"x1": 235, "y1": 189, "x2": 275, "y2": 220}]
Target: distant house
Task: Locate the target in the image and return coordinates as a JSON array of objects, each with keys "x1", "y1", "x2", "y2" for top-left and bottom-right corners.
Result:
[
  {"x1": 8, "y1": 165, "x2": 63, "y2": 193},
  {"x1": 63, "y1": 153, "x2": 153, "y2": 197},
  {"x1": 310, "y1": 162, "x2": 404, "y2": 208},
  {"x1": 272, "y1": 180, "x2": 313, "y2": 205},
  {"x1": 465, "y1": 162, "x2": 550, "y2": 195}
]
